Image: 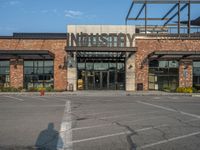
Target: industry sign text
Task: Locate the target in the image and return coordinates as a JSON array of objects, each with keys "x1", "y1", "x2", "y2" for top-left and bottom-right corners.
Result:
[{"x1": 67, "y1": 33, "x2": 135, "y2": 47}]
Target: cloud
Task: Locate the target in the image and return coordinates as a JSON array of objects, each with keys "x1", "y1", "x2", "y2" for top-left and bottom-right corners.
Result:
[
  {"x1": 41, "y1": 10, "x2": 49, "y2": 13},
  {"x1": 0, "y1": 26, "x2": 17, "y2": 31},
  {"x1": 8, "y1": 0, "x2": 20, "y2": 5},
  {"x1": 0, "y1": 0, "x2": 20, "y2": 8},
  {"x1": 64, "y1": 10, "x2": 83, "y2": 18}
]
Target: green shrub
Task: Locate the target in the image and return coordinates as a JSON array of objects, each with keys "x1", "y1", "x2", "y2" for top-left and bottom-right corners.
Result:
[
  {"x1": 0, "y1": 87, "x2": 20, "y2": 92},
  {"x1": 27, "y1": 87, "x2": 38, "y2": 92},
  {"x1": 45, "y1": 87, "x2": 55, "y2": 92},
  {"x1": 192, "y1": 87, "x2": 198, "y2": 93},
  {"x1": 176, "y1": 87, "x2": 195, "y2": 93}
]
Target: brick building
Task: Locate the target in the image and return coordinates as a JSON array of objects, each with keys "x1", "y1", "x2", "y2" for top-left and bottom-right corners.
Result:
[{"x1": 0, "y1": 25, "x2": 200, "y2": 91}]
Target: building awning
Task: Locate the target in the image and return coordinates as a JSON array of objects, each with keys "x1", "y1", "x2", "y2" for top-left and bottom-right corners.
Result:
[
  {"x1": 0, "y1": 50, "x2": 54, "y2": 59},
  {"x1": 148, "y1": 51, "x2": 200, "y2": 60}
]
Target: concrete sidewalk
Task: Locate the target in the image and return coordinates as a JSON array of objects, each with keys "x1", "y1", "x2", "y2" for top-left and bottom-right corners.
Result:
[{"x1": 0, "y1": 90, "x2": 198, "y2": 97}]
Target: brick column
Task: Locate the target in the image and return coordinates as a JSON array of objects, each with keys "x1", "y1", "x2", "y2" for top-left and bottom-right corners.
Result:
[
  {"x1": 10, "y1": 59, "x2": 24, "y2": 88},
  {"x1": 126, "y1": 52, "x2": 136, "y2": 91},
  {"x1": 179, "y1": 60, "x2": 193, "y2": 88}
]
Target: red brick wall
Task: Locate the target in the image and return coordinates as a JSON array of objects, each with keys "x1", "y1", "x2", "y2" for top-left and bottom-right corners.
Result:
[
  {"x1": 0, "y1": 39, "x2": 67, "y2": 90},
  {"x1": 179, "y1": 60, "x2": 193, "y2": 87},
  {"x1": 135, "y1": 39, "x2": 200, "y2": 90},
  {"x1": 1, "y1": 37, "x2": 200, "y2": 91},
  {"x1": 10, "y1": 59, "x2": 24, "y2": 88}
]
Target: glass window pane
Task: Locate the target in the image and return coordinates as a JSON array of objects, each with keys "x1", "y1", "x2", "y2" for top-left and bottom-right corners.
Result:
[
  {"x1": 44, "y1": 67, "x2": 53, "y2": 74},
  {"x1": 44, "y1": 61, "x2": 53, "y2": 67},
  {"x1": 117, "y1": 63, "x2": 124, "y2": 70},
  {"x1": 78, "y1": 63, "x2": 85, "y2": 70},
  {"x1": 169, "y1": 68, "x2": 179, "y2": 75},
  {"x1": 149, "y1": 68, "x2": 158, "y2": 75},
  {"x1": 38, "y1": 61, "x2": 44, "y2": 67},
  {"x1": 149, "y1": 60, "x2": 158, "y2": 67},
  {"x1": 109, "y1": 63, "x2": 116, "y2": 70},
  {"x1": 24, "y1": 68, "x2": 34, "y2": 74},
  {"x1": 149, "y1": 60, "x2": 179, "y2": 91},
  {"x1": 193, "y1": 62, "x2": 200, "y2": 67},
  {"x1": 0, "y1": 61, "x2": 10, "y2": 87},
  {"x1": 24, "y1": 60, "x2": 54, "y2": 89},
  {"x1": 169, "y1": 61, "x2": 178, "y2": 68},
  {"x1": 193, "y1": 68, "x2": 200, "y2": 76},
  {"x1": 0, "y1": 68, "x2": 9, "y2": 74},
  {"x1": 86, "y1": 63, "x2": 93, "y2": 70},
  {"x1": 24, "y1": 61, "x2": 33, "y2": 67},
  {"x1": 37, "y1": 67, "x2": 44, "y2": 74},
  {"x1": 94, "y1": 63, "x2": 108, "y2": 70},
  {"x1": 159, "y1": 61, "x2": 168, "y2": 68},
  {"x1": 0, "y1": 61, "x2": 9, "y2": 67},
  {"x1": 158, "y1": 68, "x2": 168, "y2": 75},
  {"x1": 168, "y1": 76, "x2": 179, "y2": 91}
]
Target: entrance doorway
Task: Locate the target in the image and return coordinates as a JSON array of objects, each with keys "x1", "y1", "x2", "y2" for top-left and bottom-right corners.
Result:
[
  {"x1": 86, "y1": 71, "x2": 108, "y2": 90},
  {"x1": 79, "y1": 69, "x2": 125, "y2": 90},
  {"x1": 77, "y1": 52, "x2": 126, "y2": 90}
]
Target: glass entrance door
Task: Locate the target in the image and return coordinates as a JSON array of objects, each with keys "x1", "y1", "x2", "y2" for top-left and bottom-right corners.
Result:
[
  {"x1": 94, "y1": 72, "x2": 101, "y2": 89},
  {"x1": 77, "y1": 59, "x2": 125, "y2": 90},
  {"x1": 85, "y1": 71, "x2": 109, "y2": 90},
  {"x1": 102, "y1": 72, "x2": 108, "y2": 89}
]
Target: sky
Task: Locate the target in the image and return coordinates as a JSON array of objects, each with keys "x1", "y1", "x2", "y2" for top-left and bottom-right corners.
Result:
[{"x1": 0, "y1": 0, "x2": 199, "y2": 35}]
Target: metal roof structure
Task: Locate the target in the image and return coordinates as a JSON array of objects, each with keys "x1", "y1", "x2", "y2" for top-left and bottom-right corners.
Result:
[
  {"x1": 126, "y1": 0, "x2": 200, "y2": 36},
  {"x1": 148, "y1": 51, "x2": 200, "y2": 60},
  {"x1": 0, "y1": 50, "x2": 54, "y2": 60},
  {"x1": 12, "y1": 33, "x2": 67, "y2": 39}
]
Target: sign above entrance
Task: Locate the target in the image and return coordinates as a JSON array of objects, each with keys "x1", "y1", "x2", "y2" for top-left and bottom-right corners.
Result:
[{"x1": 67, "y1": 33, "x2": 135, "y2": 48}]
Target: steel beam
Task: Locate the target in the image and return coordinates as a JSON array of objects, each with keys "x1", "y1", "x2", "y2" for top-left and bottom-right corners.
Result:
[
  {"x1": 164, "y1": 3, "x2": 188, "y2": 26},
  {"x1": 136, "y1": 4, "x2": 146, "y2": 19},
  {"x1": 162, "y1": 3, "x2": 178, "y2": 20},
  {"x1": 128, "y1": 18, "x2": 170, "y2": 20},
  {"x1": 188, "y1": 0, "x2": 191, "y2": 35},
  {"x1": 178, "y1": 0, "x2": 181, "y2": 34},
  {"x1": 132, "y1": 0, "x2": 200, "y2": 4},
  {"x1": 126, "y1": 1, "x2": 134, "y2": 24},
  {"x1": 145, "y1": 2, "x2": 147, "y2": 34}
]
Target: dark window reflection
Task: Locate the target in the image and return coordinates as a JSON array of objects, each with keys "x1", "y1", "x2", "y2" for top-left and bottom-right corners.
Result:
[
  {"x1": 148, "y1": 60, "x2": 179, "y2": 91},
  {"x1": 193, "y1": 61, "x2": 200, "y2": 90},
  {"x1": 24, "y1": 60, "x2": 54, "y2": 89},
  {"x1": 0, "y1": 61, "x2": 10, "y2": 88}
]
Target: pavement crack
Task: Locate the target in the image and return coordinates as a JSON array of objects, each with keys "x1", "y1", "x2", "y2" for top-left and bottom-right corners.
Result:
[
  {"x1": 113, "y1": 121, "x2": 137, "y2": 150},
  {"x1": 153, "y1": 126, "x2": 168, "y2": 140}
]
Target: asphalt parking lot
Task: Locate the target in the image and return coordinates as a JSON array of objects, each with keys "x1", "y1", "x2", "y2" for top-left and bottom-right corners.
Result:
[{"x1": 0, "y1": 93, "x2": 200, "y2": 150}]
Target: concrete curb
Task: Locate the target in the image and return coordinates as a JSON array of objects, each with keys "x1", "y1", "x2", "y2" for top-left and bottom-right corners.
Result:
[
  {"x1": 0, "y1": 91, "x2": 197, "y2": 97},
  {"x1": 192, "y1": 94, "x2": 200, "y2": 97},
  {"x1": 0, "y1": 92, "x2": 77, "y2": 96}
]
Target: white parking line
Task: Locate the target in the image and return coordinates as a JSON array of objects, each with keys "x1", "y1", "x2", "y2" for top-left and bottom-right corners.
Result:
[
  {"x1": 57, "y1": 101, "x2": 72, "y2": 150},
  {"x1": 100, "y1": 110, "x2": 159, "y2": 119},
  {"x1": 69, "y1": 124, "x2": 167, "y2": 144},
  {"x1": 4, "y1": 96, "x2": 24, "y2": 101},
  {"x1": 137, "y1": 101, "x2": 200, "y2": 119},
  {"x1": 72, "y1": 116, "x2": 164, "y2": 131},
  {"x1": 139, "y1": 131, "x2": 200, "y2": 149},
  {"x1": 71, "y1": 117, "x2": 200, "y2": 144}
]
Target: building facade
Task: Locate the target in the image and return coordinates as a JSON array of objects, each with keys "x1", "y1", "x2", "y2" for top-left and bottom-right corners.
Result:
[{"x1": 0, "y1": 25, "x2": 200, "y2": 91}]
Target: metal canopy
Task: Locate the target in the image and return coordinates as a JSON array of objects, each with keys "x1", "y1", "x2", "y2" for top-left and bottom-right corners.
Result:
[
  {"x1": 126, "y1": 0, "x2": 200, "y2": 35},
  {"x1": 77, "y1": 52, "x2": 126, "y2": 62},
  {"x1": 148, "y1": 51, "x2": 200, "y2": 59},
  {"x1": 66, "y1": 46, "x2": 137, "y2": 52},
  {"x1": 0, "y1": 50, "x2": 54, "y2": 60}
]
